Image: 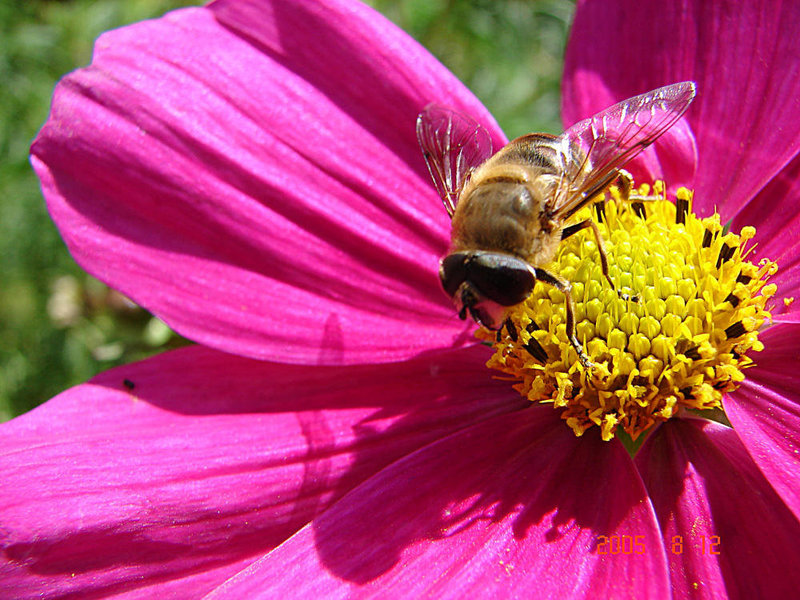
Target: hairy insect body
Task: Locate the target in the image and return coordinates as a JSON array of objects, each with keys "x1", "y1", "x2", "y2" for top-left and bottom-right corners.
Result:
[
  {"x1": 452, "y1": 134, "x2": 574, "y2": 266},
  {"x1": 452, "y1": 180, "x2": 540, "y2": 259}
]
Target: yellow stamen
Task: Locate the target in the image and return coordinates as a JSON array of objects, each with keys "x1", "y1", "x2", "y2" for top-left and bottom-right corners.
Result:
[{"x1": 481, "y1": 183, "x2": 778, "y2": 442}]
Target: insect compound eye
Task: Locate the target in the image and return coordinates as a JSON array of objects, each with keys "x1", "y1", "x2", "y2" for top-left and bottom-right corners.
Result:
[
  {"x1": 467, "y1": 253, "x2": 536, "y2": 306},
  {"x1": 439, "y1": 253, "x2": 471, "y2": 298}
]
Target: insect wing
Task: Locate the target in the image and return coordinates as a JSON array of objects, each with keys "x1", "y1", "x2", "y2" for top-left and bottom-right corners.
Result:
[
  {"x1": 416, "y1": 104, "x2": 493, "y2": 217},
  {"x1": 552, "y1": 81, "x2": 696, "y2": 218}
]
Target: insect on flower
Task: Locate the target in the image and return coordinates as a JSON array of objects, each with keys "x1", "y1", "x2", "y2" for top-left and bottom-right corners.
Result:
[{"x1": 417, "y1": 82, "x2": 696, "y2": 367}]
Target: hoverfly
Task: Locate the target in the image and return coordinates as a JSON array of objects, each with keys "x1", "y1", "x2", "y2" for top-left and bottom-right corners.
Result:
[{"x1": 417, "y1": 82, "x2": 696, "y2": 366}]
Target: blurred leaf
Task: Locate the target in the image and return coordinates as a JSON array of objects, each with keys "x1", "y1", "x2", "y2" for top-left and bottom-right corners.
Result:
[
  {"x1": 0, "y1": 0, "x2": 196, "y2": 420},
  {"x1": 365, "y1": 0, "x2": 574, "y2": 136}
]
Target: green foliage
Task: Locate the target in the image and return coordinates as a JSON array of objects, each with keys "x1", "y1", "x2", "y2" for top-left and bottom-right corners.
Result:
[
  {"x1": 0, "y1": 0, "x2": 197, "y2": 420},
  {"x1": 0, "y1": 0, "x2": 573, "y2": 421},
  {"x1": 365, "y1": 0, "x2": 573, "y2": 137}
]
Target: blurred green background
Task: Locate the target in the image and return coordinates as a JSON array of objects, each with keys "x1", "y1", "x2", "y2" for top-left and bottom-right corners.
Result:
[{"x1": 0, "y1": 0, "x2": 574, "y2": 421}]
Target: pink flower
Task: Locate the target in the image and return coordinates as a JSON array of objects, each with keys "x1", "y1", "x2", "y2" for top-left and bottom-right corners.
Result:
[{"x1": 3, "y1": 0, "x2": 800, "y2": 597}]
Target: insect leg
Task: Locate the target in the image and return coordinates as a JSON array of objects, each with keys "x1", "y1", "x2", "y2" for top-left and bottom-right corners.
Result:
[
  {"x1": 533, "y1": 268, "x2": 594, "y2": 369},
  {"x1": 615, "y1": 169, "x2": 663, "y2": 221},
  {"x1": 616, "y1": 169, "x2": 634, "y2": 202},
  {"x1": 561, "y1": 219, "x2": 611, "y2": 284},
  {"x1": 561, "y1": 220, "x2": 638, "y2": 302}
]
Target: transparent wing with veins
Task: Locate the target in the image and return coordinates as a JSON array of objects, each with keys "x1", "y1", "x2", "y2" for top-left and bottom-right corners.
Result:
[
  {"x1": 552, "y1": 81, "x2": 697, "y2": 220},
  {"x1": 416, "y1": 104, "x2": 494, "y2": 217}
]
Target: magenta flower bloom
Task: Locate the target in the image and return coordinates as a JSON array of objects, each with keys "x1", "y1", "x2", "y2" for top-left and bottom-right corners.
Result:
[{"x1": 4, "y1": 0, "x2": 800, "y2": 597}]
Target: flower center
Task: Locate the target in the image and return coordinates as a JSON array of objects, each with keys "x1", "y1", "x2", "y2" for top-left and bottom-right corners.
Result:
[{"x1": 481, "y1": 182, "x2": 778, "y2": 442}]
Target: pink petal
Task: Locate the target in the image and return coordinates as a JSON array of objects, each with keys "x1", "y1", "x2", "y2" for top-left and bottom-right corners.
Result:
[
  {"x1": 31, "y1": 0, "x2": 504, "y2": 366},
  {"x1": 563, "y1": 0, "x2": 800, "y2": 219},
  {"x1": 636, "y1": 418, "x2": 800, "y2": 599},
  {"x1": 623, "y1": 118, "x2": 698, "y2": 196},
  {"x1": 209, "y1": 407, "x2": 668, "y2": 599},
  {"x1": 724, "y1": 323, "x2": 800, "y2": 521},
  {"x1": 731, "y1": 152, "x2": 800, "y2": 324},
  {"x1": 0, "y1": 344, "x2": 519, "y2": 598}
]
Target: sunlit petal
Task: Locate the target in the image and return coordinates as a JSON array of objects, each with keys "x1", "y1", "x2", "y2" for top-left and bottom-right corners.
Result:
[
  {"x1": 31, "y1": 0, "x2": 503, "y2": 365},
  {"x1": 209, "y1": 407, "x2": 668, "y2": 599},
  {"x1": 563, "y1": 0, "x2": 800, "y2": 218},
  {"x1": 637, "y1": 418, "x2": 800, "y2": 599},
  {"x1": 0, "y1": 344, "x2": 519, "y2": 598}
]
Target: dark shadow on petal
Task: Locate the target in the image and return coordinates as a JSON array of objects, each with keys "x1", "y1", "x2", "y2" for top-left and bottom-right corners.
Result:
[
  {"x1": 308, "y1": 403, "x2": 655, "y2": 584},
  {"x1": 3, "y1": 530, "x2": 190, "y2": 575},
  {"x1": 98, "y1": 344, "x2": 654, "y2": 587},
  {"x1": 317, "y1": 312, "x2": 344, "y2": 364},
  {"x1": 3, "y1": 344, "x2": 525, "y2": 596}
]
